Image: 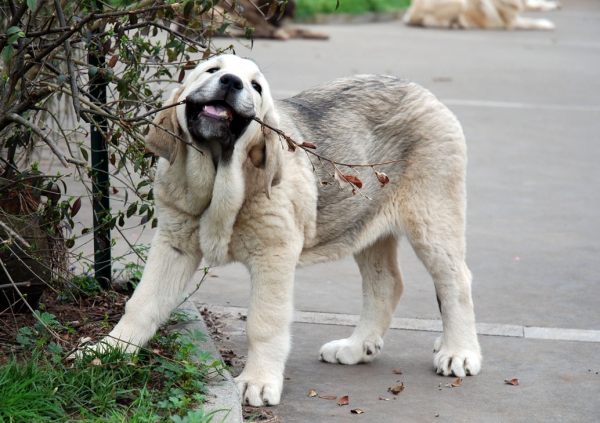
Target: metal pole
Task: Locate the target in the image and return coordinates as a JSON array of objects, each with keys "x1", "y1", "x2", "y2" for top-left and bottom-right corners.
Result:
[{"x1": 89, "y1": 25, "x2": 111, "y2": 288}]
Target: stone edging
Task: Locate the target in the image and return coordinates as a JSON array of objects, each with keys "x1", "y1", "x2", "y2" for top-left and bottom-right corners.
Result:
[{"x1": 170, "y1": 301, "x2": 243, "y2": 423}]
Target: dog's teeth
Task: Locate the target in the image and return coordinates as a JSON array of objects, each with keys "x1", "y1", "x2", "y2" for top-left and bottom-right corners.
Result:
[{"x1": 219, "y1": 110, "x2": 232, "y2": 119}]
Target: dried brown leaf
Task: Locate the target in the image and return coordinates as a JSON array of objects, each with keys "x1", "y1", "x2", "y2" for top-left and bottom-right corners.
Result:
[
  {"x1": 451, "y1": 378, "x2": 463, "y2": 387},
  {"x1": 178, "y1": 68, "x2": 186, "y2": 83},
  {"x1": 338, "y1": 395, "x2": 349, "y2": 406},
  {"x1": 90, "y1": 358, "x2": 102, "y2": 366},
  {"x1": 265, "y1": 1, "x2": 279, "y2": 19},
  {"x1": 309, "y1": 389, "x2": 318, "y2": 397},
  {"x1": 504, "y1": 378, "x2": 519, "y2": 386},
  {"x1": 388, "y1": 383, "x2": 404, "y2": 395},
  {"x1": 351, "y1": 409, "x2": 364, "y2": 414},
  {"x1": 318, "y1": 394, "x2": 337, "y2": 400},
  {"x1": 340, "y1": 173, "x2": 363, "y2": 188},
  {"x1": 300, "y1": 142, "x2": 317, "y2": 149},
  {"x1": 393, "y1": 369, "x2": 402, "y2": 374},
  {"x1": 375, "y1": 170, "x2": 390, "y2": 187},
  {"x1": 108, "y1": 54, "x2": 119, "y2": 68}
]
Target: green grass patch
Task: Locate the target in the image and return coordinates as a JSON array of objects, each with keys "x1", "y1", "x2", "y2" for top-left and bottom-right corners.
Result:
[
  {"x1": 0, "y1": 326, "x2": 228, "y2": 423},
  {"x1": 295, "y1": 0, "x2": 411, "y2": 18}
]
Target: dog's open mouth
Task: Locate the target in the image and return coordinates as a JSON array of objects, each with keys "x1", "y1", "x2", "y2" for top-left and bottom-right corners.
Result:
[
  {"x1": 200, "y1": 101, "x2": 234, "y2": 122},
  {"x1": 185, "y1": 98, "x2": 252, "y2": 146}
]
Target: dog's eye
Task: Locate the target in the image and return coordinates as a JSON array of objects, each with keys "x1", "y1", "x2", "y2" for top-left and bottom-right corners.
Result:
[
  {"x1": 206, "y1": 67, "x2": 220, "y2": 74},
  {"x1": 251, "y1": 81, "x2": 262, "y2": 94}
]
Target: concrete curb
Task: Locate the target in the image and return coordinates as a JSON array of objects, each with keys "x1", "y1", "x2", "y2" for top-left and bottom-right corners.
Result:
[{"x1": 170, "y1": 301, "x2": 243, "y2": 423}]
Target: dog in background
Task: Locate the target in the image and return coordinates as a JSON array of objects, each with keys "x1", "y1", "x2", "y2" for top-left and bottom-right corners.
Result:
[
  {"x1": 93, "y1": 55, "x2": 482, "y2": 406},
  {"x1": 404, "y1": 0, "x2": 560, "y2": 30}
]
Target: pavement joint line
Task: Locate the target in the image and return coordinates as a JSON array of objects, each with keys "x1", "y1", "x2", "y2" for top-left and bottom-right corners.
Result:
[
  {"x1": 201, "y1": 304, "x2": 600, "y2": 344},
  {"x1": 272, "y1": 90, "x2": 600, "y2": 112}
]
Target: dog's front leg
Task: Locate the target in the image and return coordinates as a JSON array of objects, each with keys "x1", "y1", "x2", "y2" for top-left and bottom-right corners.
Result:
[
  {"x1": 235, "y1": 255, "x2": 297, "y2": 406},
  {"x1": 101, "y1": 219, "x2": 202, "y2": 353}
]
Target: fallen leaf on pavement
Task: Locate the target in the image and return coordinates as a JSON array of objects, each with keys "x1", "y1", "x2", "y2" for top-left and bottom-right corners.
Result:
[
  {"x1": 378, "y1": 396, "x2": 390, "y2": 401},
  {"x1": 338, "y1": 396, "x2": 349, "y2": 406},
  {"x1": 319, "y1": 395, "x2": 337, "y2": 400},
  {"x1": 451, "y1": 378, "x2": 462, "y2": 387},
  {"x1": 388, "y1": 383, "x2": 404, "y2": 395},
  {"x1": 351, "y1": 409, "x2": 364, "y2": 414},
  {"x1": 393, "y1": 369, "x2": 402, "y2": 374},
  {"x1": 504, "y1": 378, "x2": 519, "y2": 386},
  {"x1": 309, "y1": 389, "x2": 318, "y2": 397}
]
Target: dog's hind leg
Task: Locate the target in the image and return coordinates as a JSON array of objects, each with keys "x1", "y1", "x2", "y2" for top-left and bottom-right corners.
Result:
[
  {"x1": 320, "y1": 234, "x2": 404, "y2": 364},
  {"x1": 403, "y1": 196, "x2": 482, "y2": 377}
]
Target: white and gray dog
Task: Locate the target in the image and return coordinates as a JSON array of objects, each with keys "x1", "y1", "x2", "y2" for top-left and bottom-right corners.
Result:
[{"x1": 93, "y1": 55, "x2": 482, "y2": 406}]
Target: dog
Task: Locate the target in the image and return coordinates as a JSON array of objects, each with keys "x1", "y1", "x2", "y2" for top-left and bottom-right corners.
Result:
[
  {"x1": 99, "y1": 54, "x2": 482, "y2": 406},
  {"x1": 404, "y1": 0, "x2": 560, "y2": 30}
]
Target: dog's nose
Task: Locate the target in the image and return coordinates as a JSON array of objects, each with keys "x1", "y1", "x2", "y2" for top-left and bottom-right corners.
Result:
[{"x1": 220, "y1": 74, "x2": 244, "y2": 91}]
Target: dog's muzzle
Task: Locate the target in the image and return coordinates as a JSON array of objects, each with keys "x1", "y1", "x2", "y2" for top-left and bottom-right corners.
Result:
[{"x1": 185, "y1": 74, "x2": 255, "y2": 149}]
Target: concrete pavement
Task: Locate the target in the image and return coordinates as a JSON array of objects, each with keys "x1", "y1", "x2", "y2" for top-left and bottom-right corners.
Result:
[{"x1": 189, "y1": 1, "x2": 600, "y2": 421}]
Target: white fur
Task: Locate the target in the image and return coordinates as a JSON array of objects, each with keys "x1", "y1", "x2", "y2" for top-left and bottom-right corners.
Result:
[{"x1": 404, "y1": 0, "x2": 559, "y2": 30}]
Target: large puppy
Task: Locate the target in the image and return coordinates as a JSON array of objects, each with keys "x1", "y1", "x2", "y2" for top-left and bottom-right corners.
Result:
[
  {"x1": 101, "y1": 55, "x2": 482, "y2": 406},
  {"x1": 404, "y1": 0, "x2": 560, "y2": 30}
]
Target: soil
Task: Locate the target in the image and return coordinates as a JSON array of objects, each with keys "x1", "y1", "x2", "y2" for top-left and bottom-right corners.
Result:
[{"x1": 0, "y1": 287, "x2": 129, "y2": 358}]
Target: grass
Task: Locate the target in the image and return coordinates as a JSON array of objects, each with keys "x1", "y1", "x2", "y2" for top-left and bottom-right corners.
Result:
[
  {"x1": 0, "y1": 319, "x2": 228, "y2": 423},
  {"x1": 294, "y1": 0, "x2": 411, "y2": 18}
]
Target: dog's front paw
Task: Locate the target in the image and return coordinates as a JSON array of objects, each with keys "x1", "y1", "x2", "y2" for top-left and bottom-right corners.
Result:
[
  {"x1": 433, "y1": 336, "x2": 482, "y2": 377},
  {"x1": 235, "y1": 372, "x2": 283, "y2": 406},
  {"x1": 320, "y1": 336, "x2": 383, "y2": 365}
]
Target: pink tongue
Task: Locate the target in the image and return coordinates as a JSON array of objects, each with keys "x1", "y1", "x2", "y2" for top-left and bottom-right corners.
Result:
[{"x1": 204, "y1": 104, "x2": 227, "y2": 117}]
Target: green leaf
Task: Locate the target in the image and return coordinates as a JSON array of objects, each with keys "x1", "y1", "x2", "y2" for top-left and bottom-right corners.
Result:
[
  {"x1": 184, "y1": 0, "x2": 194, "y2": 18},
  {"x1": 88, "y1": 66, "x2": 98, "y2": 77},
  {"x1": 6, "y1": 26, "x2": 22, "y2": 35},
  {"x1": 57, "y1": 74, "x2": 67, "y2": 84},
  {"x1": 126, "y1": 203, "x2": 138, "y2": 218},
  {"x1": 27, "y1": 0, "x2": 37, "y2": 11},
  {"x1": 79, "y1": 146, "x2": 89, "y2": 162},
  {"x1": 335, "y1": 0, "x2": 340, "y2": 10},
  {"x1": 139, "y1": 204, "x2": 149, "y2": 214},
  {"x1": 2, "y1": 45, "x2": 13, "y2": 63},
  {"x1": 165, "y1": 39, "x2": 181, "y2": 49}
]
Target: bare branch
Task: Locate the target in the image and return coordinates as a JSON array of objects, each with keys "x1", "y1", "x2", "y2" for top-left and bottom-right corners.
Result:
[
  {"x1": 6, "y1": 113, "x2": 87, "y2": 168},
  {"x1": 124, "y1": 100, "x2": 187, "y2": 123},
  {"x1": 53, "y1": 0, "x2": 82, "y2": 122},
  {"x1": 0, "y1": 221, "x2": 32, "y2": 249}
]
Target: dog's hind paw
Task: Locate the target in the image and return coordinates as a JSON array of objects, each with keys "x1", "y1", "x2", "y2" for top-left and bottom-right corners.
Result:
[
  {"x1": 235, "y1": 373, "x2": 282, "y2": 406},
  {"x1": 433, "y1": 336, "x2": 482, "y2": 377},
  {"x1": 320, "y1": 336, "x2": 383, "y2": 365}
]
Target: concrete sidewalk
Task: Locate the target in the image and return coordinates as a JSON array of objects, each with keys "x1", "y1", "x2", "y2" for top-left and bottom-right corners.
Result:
[
  {"x1": 188, "y1": 0, "x2": 600, "y2": 421},
  {"x1": 44, "y1": 0, "x2": 600, "y2": 420}
]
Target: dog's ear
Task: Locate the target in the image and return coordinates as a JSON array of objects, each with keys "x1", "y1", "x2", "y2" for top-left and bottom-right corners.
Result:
[
  {"x1": 145, "y1": 96, "x2": 182, "y2": 165},
  {"x1": 261, "y1": 107, "x2": 284, "y2": 199}
]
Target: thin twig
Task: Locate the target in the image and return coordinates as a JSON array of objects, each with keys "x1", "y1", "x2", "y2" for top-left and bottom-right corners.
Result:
[
  {"x1": 53, "y1": 0, "x2": 82, "y2": 122},
  {"x1": 253, "y1": 116, "x2": 407, "y2": 169},
  {"x1": 124, "y1": 100, "x2": 187, "y2": 123},
  {"x1": 0, "y1": 258, "x2": 64, "y2": 342},
  {"x1": 0, "y1": 222, "x2": 32, "y2": 249},
  {"x1": 6, "y1": 113, "x2": 87, "y2": 168}
]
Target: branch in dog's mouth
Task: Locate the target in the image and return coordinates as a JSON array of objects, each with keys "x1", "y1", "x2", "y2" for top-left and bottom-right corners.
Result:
[
  {"x1": 252, "y1": 117, "x2": 407, "y2": 198},
  {"x1": 134, "y1": 100, "x2": 405, "y2": 195}
]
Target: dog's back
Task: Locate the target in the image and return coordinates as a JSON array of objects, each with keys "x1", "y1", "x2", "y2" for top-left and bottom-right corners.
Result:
[{"x1": 277, "y1": 75, "x2": 466, "y2": 265}]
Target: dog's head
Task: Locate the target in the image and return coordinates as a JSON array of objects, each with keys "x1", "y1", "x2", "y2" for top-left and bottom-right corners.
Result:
[{"x1": 146, "y1": 55, "x2": 282, "y2": 196}]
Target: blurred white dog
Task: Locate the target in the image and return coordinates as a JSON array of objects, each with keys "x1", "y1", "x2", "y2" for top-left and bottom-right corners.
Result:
[{"x1": 404, "y1": 0, "x2": 560, "y2": 30}]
